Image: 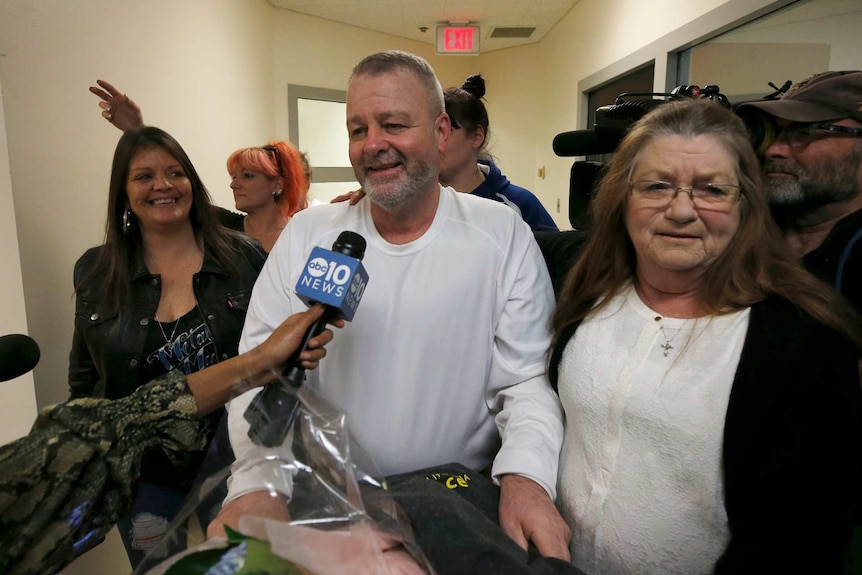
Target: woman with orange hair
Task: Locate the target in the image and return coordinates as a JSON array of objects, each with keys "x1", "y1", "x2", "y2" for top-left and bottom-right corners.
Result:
[
  {"x1": 222, "y1": 141, "x2": 307, "y2": 252},
  {"x1": 90, "y1": 80, "x2": 308, "y2": 252}
]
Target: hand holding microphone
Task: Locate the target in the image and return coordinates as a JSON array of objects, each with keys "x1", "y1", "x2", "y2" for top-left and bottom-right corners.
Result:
[{"x1": 245, "y1": 230, "x2": 369, "y2": 447}]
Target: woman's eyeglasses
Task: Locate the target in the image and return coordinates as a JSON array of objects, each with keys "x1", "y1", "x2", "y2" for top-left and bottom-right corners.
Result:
[
  {"x1": 260, "y1": 145, "x2": 283, "y2": 176},
  {"x1": 629, "y1": 180, "x2": 741, "y2": 211}
]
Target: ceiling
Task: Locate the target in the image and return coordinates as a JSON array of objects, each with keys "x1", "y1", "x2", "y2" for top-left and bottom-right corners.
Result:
[{"x1": 266, "y1": 0, "x2": 581, "y2": 53}]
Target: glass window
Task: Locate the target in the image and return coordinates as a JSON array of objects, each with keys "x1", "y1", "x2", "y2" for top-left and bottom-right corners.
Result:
[
  {"x1": 679, "y1": 0, "x2": 859, "y2": 104},
  {"x1": 288, "y1": 84, "x2": 358, "y2": 202}
]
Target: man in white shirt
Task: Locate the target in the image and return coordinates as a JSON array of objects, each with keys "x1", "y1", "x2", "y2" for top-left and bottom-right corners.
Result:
[{"x1": 209, "y1": 50, "x2": 569, "y2": 560}]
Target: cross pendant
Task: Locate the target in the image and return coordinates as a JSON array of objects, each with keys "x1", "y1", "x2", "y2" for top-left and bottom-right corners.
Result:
[{"x1": 661, "y1": 342, "x2": 674, "y2": 357}]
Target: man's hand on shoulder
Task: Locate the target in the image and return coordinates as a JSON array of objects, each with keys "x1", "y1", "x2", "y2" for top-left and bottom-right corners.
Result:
[
  {"x1": 206, "y1": 490, "x2": 290, "y2": 538},
  {"x1": 330, "y1": 188, "x2": 365, "y2": 205},
  {"x1": 499, "y1": 473, "x2": 571, "y2": 561}
]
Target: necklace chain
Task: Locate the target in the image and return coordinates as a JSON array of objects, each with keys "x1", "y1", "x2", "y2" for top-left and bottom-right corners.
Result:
[
  {"x1": 638, "y1": 286, "x2": 692, "y2": 358},
  {"x1": 245, "y1": 218, "x2": 286, "y2": 237},
  {"x1": 155, "y1": 313, "x2": 179, "y2": 345},
  {"x1": 654, "y1": 316, "x2": 681, "y2": 357}
]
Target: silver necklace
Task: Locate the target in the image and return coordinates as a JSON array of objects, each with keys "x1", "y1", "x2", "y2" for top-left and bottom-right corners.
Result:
[
  {"x1": 245, "y1": 218, "x2": 286, "y2": 237},
  {"x1": 654, "y1": 316, "x2": 681, "y2": 357},
  {"x1": 155, "y1": 313, "x2": 179, "y2": 345}
]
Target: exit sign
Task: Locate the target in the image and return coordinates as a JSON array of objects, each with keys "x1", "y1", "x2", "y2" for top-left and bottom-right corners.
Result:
[{"x1": 436, "y1": 26, "x2": 480, "y2": 55}]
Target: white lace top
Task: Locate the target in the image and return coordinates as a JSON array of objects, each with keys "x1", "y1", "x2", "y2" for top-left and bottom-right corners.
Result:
[{"x1": 557, "y1": 285, "x2": 750, "y2": 574}]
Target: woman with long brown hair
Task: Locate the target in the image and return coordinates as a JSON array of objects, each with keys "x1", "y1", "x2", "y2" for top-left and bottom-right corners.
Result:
[{"x1": 69, "y1": 126, "x2": 266, "y2": 568}]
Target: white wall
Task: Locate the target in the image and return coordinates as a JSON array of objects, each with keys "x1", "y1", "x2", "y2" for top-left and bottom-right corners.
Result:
[
  {"x1": 0, "y1": 3, "x2": 274, "y2": 570},
  {"x1": 0, "y1": 0, "x2": 276, "y2": 411},
  {"x1": 711, "y1": 1, "x2": 862, "y2": 70},
  {"x1": 0, "y1": 75, "x2": 38, "y2": 445}
]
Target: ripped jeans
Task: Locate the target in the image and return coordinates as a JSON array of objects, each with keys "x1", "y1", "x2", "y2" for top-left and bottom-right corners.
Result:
[
  {"x1": 118, "y1": 421, "x2": 234, "y2": 571},
  {"x1": 117, "y1": 481, "x2": 192, "y2": 571}
]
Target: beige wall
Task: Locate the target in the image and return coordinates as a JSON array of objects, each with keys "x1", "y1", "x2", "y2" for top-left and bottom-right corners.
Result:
[
  {"x1": 0, "y1": 74, "x2": 38, "y2": 445},
  {"x1": 268, "y1": 10, "x2": 478, "y2": 135},
  {"x1": 0, "y1": 0, "x2": 822, "y2": 572},
  {"x1": 690, "y1": 42, "x2": 831, "y2": 99},
  {"x1": 0, "y1": 1, "x2": 277, "y2": 571},
  {"x1": 0, "y1": 0, "x2": 276, "y2": 413},
  {"x1": 700, "y1": 2, "x2": 862, "y2": 94}
]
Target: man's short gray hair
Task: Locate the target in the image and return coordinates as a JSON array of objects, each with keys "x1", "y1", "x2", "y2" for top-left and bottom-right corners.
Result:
[{"x1": 350, "y1": 50, "x2": 445, "y2": 117}]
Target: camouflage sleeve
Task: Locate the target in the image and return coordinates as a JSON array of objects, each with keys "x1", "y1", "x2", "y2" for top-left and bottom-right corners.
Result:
[{"x1": 0, "y1": 370, "x2": 207, "y2": 575}]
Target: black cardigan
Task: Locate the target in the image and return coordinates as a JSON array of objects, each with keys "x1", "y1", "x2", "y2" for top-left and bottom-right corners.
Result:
[{"x1": 550, "y1": 295, "x2": 861, "y2": 574}]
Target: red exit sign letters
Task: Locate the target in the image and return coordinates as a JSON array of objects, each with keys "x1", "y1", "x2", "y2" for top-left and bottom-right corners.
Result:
[{"x1": 436, "y1": 26, "x2": 480, "y2": 55}]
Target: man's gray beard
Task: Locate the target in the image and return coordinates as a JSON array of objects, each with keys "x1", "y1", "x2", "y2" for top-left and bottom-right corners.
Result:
[
  {"x1": 361, "y1": 159, "x2": 437, "y2": 210},
  {"x1": 767, "y1": 178, "x2": 806, "y2": 205},
  {"x1": 766, "y1": 146, "x2": 862, "y2": 207}
]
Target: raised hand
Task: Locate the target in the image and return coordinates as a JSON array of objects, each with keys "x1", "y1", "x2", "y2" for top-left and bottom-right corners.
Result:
[{"x1": 88, "y1": 79, "x2": 144, "y2": 133}]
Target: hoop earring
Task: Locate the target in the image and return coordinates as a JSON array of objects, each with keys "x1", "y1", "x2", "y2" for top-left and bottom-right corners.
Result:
[{"x1": 122, "y1": 209, "x2": 132, "y2": 235}]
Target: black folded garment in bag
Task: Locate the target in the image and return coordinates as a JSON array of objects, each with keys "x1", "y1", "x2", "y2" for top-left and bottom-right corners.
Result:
[{"x1": 387, "y1": 463, "x2": 585, "y2": 575}]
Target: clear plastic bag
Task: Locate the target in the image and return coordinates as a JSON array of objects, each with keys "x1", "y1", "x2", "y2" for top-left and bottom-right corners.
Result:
[{"x1": 138, "y1": 380, "x2": 435, "y2": 575}]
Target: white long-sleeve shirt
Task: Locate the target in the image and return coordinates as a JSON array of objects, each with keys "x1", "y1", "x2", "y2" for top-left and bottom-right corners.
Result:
[{"x1": 225, "y1": 186, "x2": 563, "y2": 502}]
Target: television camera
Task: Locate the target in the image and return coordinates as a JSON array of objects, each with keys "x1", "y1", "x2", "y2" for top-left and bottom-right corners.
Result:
[{"x1": 553, "y1": 81, "x2": 792, "y2": 229}]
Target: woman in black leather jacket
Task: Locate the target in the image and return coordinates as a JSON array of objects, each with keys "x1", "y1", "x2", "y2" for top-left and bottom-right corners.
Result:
[{"x1": 68, "y1": 126, "x2": 266, "y2": 569}]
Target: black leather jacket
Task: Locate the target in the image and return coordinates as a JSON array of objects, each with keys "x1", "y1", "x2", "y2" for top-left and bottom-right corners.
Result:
[{"x1": 68, "y1": 238, "x2": 266, "y2": 400}]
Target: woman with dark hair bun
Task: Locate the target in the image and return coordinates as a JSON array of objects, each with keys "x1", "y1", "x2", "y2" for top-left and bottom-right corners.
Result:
[{"x1": 442, "y1": 74, "x2": 559, "y2": 231}]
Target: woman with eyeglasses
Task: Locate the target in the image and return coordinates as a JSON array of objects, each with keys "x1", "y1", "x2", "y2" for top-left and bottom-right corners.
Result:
[
  {"x1": 549, "y1": 98, "x2": 862, "y2": 573},
  {"x1": 89, "y1": 80, "x2": 309, "y2": 252},
  {"x1": 68, "y1": 126, "x2": 267, "y2": 569}
]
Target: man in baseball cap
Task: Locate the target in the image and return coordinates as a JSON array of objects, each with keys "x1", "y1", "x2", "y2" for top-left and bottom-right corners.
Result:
[{"x1": 737, "y1": 71, "x2": 862, "y2": 311}]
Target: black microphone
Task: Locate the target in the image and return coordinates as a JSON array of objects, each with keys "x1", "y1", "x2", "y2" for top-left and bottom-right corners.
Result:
[
  {"x1": 0, "y1": 334, "x2": 41, "y2": 382},
  {"x1": 245, "y1": 231, "x2": 369, "y2": 447},
  {"x1": 552, "y1": 129, "x2": 622, "y2": 157}
]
